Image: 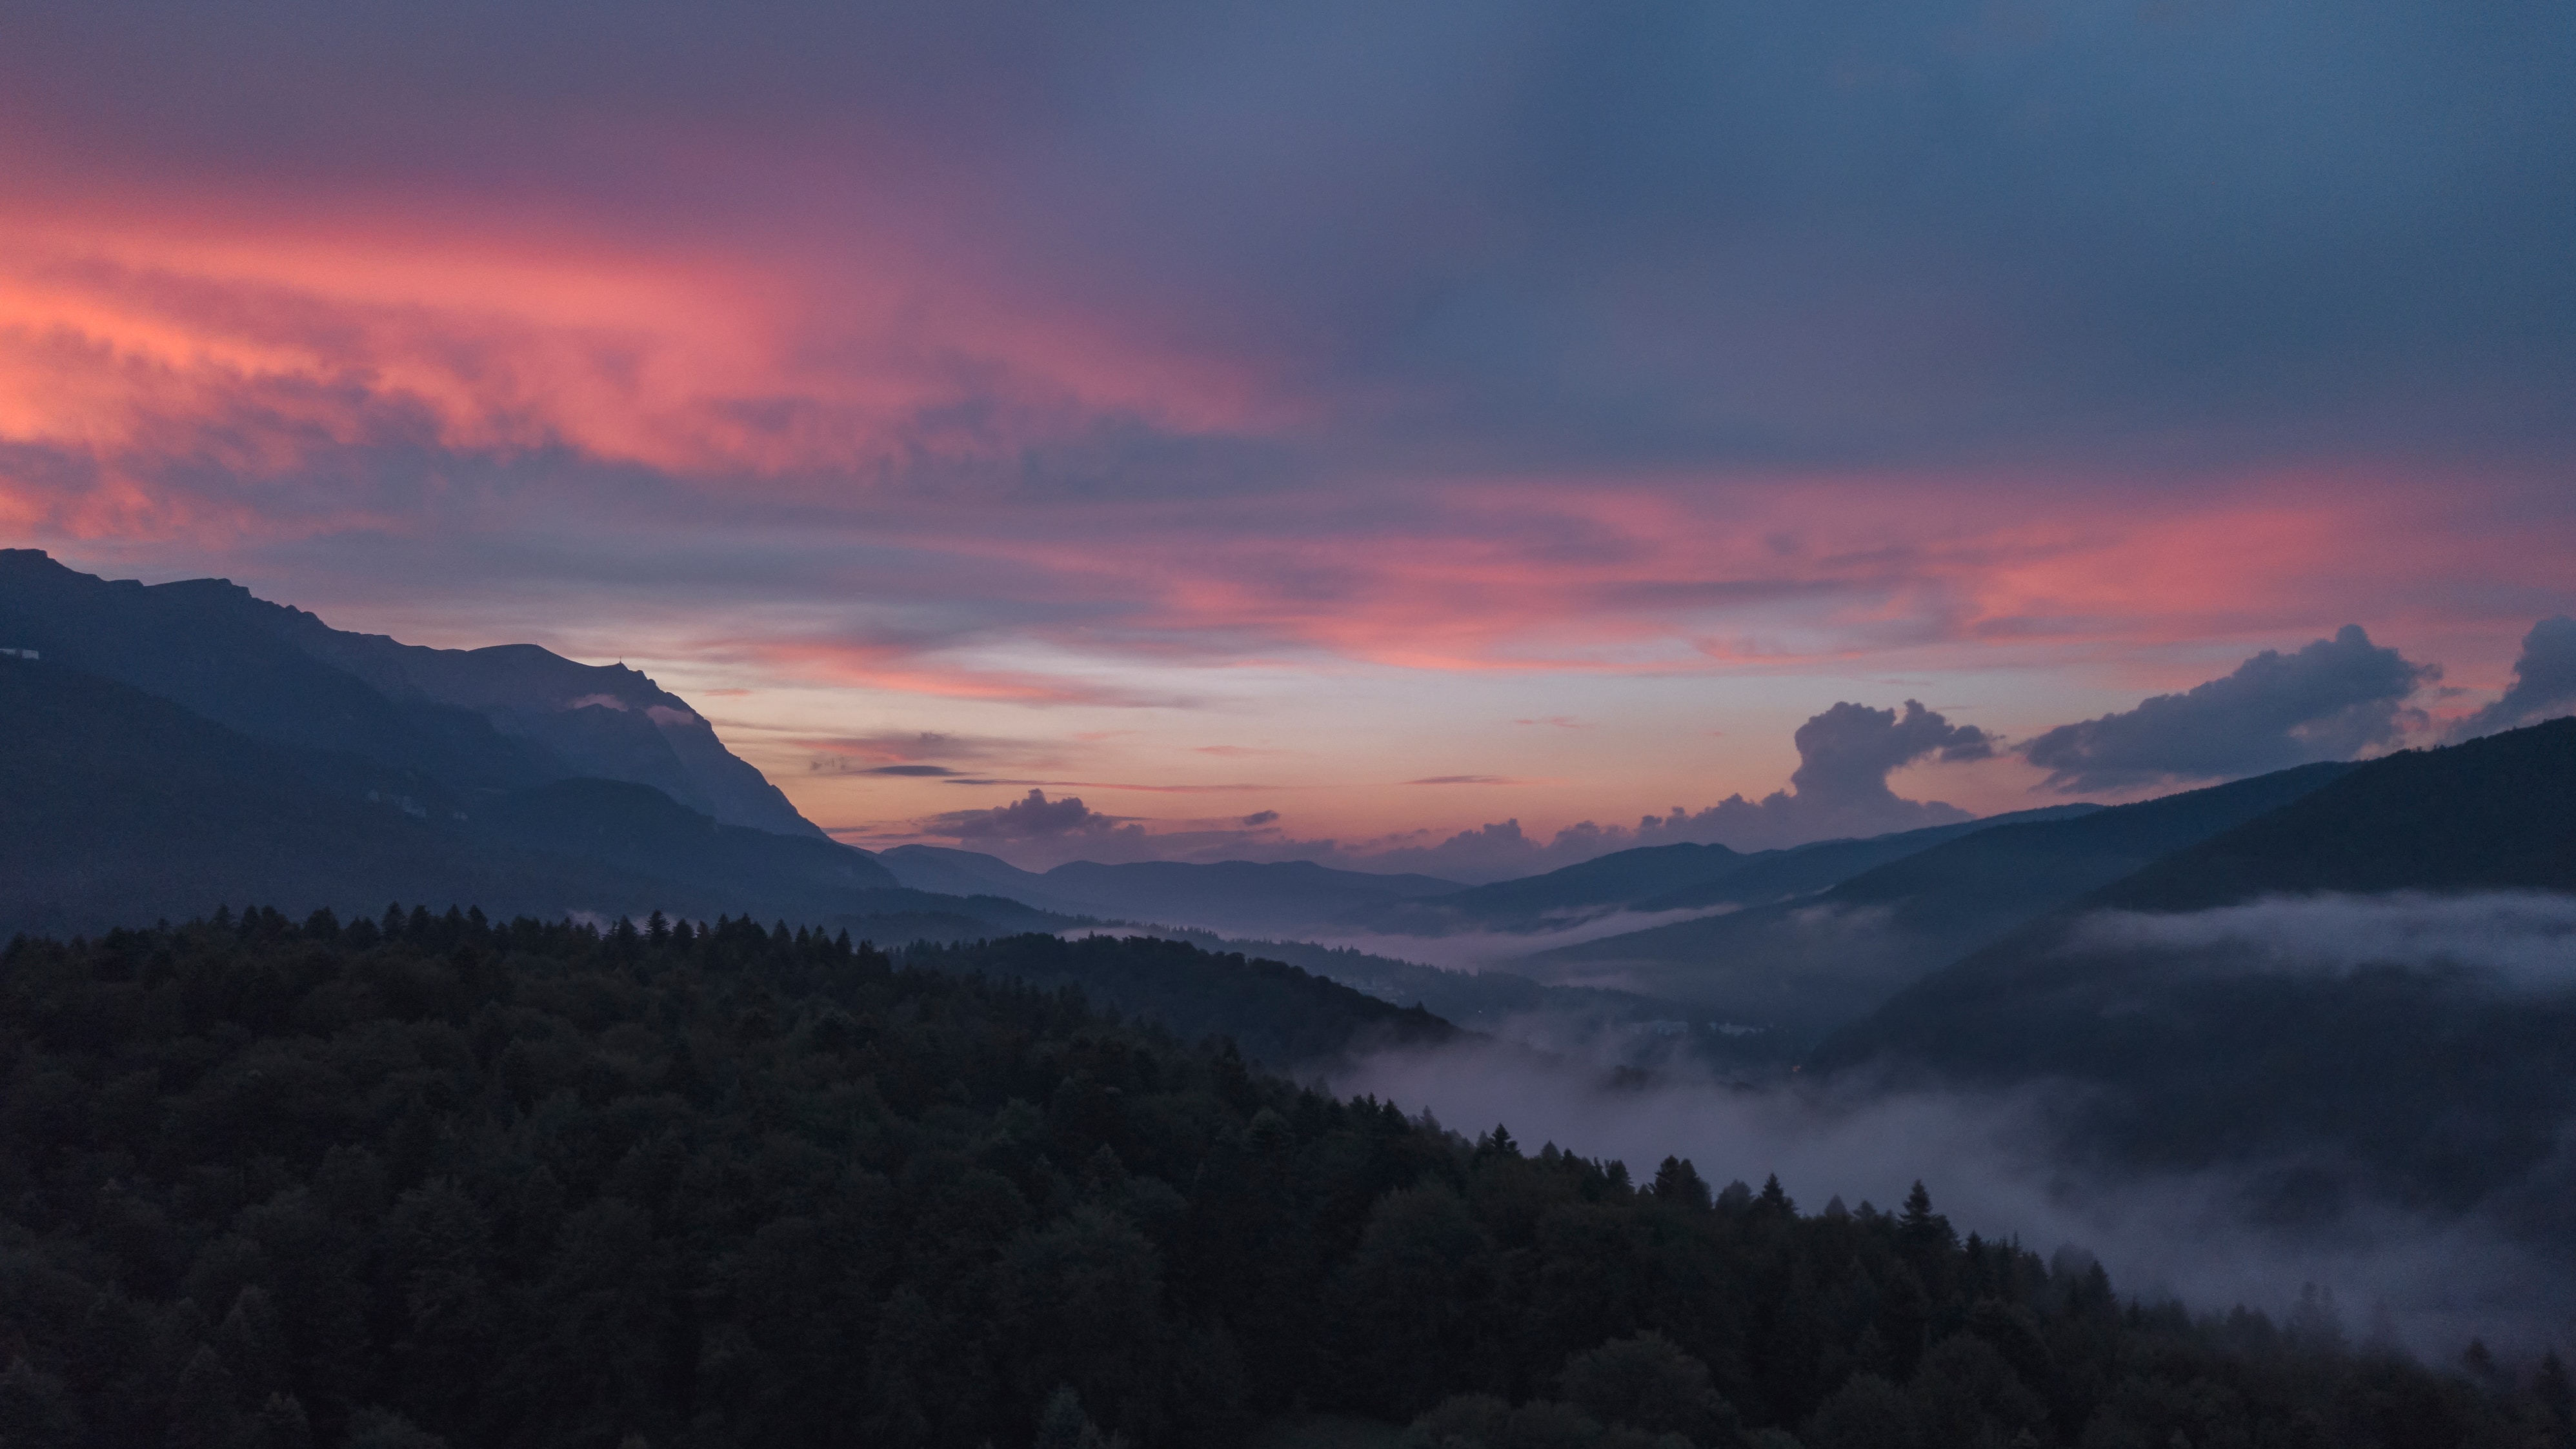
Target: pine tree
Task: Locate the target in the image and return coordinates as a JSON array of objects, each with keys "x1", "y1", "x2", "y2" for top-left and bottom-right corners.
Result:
[
  {"x1": 250, "y1": 1394, "x2": 314, "y2": 1449},
  {"x1": 1651, "y1": 1156, "x2": 1711, "y2": 1210},
  {"x1": 217, "y1": 1285, "x2": 288, "y2": 1400},
  {"x1": 0, "y1": 1358, "x2": 77, "y2": 1444},
  {"x1": 1758, "y1": 1174, "x2": 1793, "y2": 1214},
  {"x1": 2537, "y1": 1349, "x2": 2572, "y2": 1428},
  {"x1": 1034, "y1": 1386, "x2": 1123, "y2": 1449},
  {"x1": 1898, "y1": 1181, "x2": 1956, "y2": 1257},
  {"x1": 165, "y1": 1344, "x2": 238, "y2": 1449},
  {"x1": 2460, "y1": 1338, "x2": 2501, "y2": 1388}
]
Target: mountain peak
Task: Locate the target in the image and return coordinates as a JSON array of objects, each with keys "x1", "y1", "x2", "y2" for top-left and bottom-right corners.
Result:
[{"x1": 0, "y1": 555, "x2": 822, "y2": 838}]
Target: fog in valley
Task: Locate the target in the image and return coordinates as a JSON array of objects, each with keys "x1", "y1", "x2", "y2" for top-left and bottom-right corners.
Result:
[
  {"x1": 1303, "y1": 905, "x2": 1742, "y2": 975},
  {"x1": 1322, "y1": 890, "x2": 2576, "y2": 1359}
]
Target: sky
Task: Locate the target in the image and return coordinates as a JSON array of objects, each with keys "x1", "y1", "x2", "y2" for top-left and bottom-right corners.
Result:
[{"x1": 4, "y1": 1, "x2": 2573, "y2": 878}]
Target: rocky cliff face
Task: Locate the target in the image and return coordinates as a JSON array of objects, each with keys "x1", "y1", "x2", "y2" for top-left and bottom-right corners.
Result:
[{"x1": 0, "y1": 549, "x2": 823, "y2": 838}]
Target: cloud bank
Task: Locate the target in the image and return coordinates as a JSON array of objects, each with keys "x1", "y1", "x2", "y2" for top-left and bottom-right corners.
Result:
[
  {"x1": 931, "y1": 788, "x2": 1147, "y2": 850},
  {"x1": 26, "y1": 3, "x2": 2561, "y2": 857},
  {"x1": 2021, "y1": 626, "x2": 2435, "y2": 792},
  {"x1": 5, "y1": 0, "x2": 2573, "y2": 710},
  {"x1": 1363, "y1": 699, "x2": 1991, "y2": 871},
  {"x1": 908, "y1": 698, "x2": 1992, "y2": 878},
  {"x1": 2451, "y1": 616, "x2": 2576, "y2": 741}
]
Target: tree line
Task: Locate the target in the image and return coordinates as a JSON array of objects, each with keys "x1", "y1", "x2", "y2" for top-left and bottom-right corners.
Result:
[{"x1": 0, "y1": 906, "x2": 2565, "y2": 1448}]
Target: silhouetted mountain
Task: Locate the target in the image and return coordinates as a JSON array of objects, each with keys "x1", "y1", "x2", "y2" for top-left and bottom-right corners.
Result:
[
  {"x1": 1345, "y1": 806, "x2": 2106, "y2": 938},
  {"x1": 0, "y1": 655, "x2": 1063, "y2": 941},
  {"x1": 1815, "y1": 717, "x2": 2576, "y2": 1221},
  {"x1": 1631, "y1": 806, "x2": 2104, "y2": 914},
  {"x1": 2088, "y1": 715, "x2": 2576, "y2": 910},
  {"x1": 877, "y1": 844, "x2": 1107, "y2": 915},
  {"x1": 1519, "y1": 763, "x2": 2354, "y2": 1038},
  {"x1": 480, "y1": 777, "x2": 897, "y2": 897},
  {"x1": 0, "y1": 549, "x2": 817, "y2": 835},
  {"x1": 1336, "y1": 841, "x2": 1742, "y2": 935},
  {"x1": 880, "y1": 846, "x2": 1461, "y2": 937},
  {"x1": 899, "y1": 933, "x2": 1456, "y2": 1070},
  {"x1": 1132, "y1": 926, "x2": 1806, "y2": 1073},
  {"x1": 1040, "y1": 858, "x2": 1461, "y2": 935}
]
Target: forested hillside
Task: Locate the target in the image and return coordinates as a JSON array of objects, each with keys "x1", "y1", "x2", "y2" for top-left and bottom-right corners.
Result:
[
  {"x1": 0, "y1": 912, "x2": 2564, "y2": 1449},
  {"x1": 1524, "y1": 763, "x2": 2354, "y2": 1037},
  {"x1": 1808, "y1": 718, "x2": 2576, "y2": 1221}
]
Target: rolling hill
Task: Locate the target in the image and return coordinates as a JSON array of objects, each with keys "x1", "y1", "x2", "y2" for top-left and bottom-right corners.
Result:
[
  {"x1": 1813, "y1": 717, "x2": 2576, "y2": 1217},
  {"x1": 879, "y1": 845, "x2": 1462, "y2": 937},
  {"x1": 1516, "y1": 762, "x2": 2355, "y2": 1037},
  {"x1": 0, "y1": 655, "x2": 1063, "y2": 941},
  {"x1": 0, "y1": 548, "x2": 815, "y2": 835},
  {"x1": 1341, "y1": 806, "x2": 2111, "y2": 940}
]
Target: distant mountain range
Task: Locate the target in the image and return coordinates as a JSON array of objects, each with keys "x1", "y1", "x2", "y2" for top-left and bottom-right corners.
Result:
[
  {"x1": 1516, "y1": 763, "x2": 2356, "y2": 1037},
  {"x1": 877, "y1": 844, "x2": 1461, "y2": 937},
  {"x1": 1, "y1": 548, "x2": 814, "y2": 835},
  {"x1": 0, "y1": 553, "x2": 1072, "y2": 941},
  {"x1": 0, "y1": 655, "x2": 1071, "y2": 941},
  {"x1": 19, "y1": 546, "x2": 2576, "y2": 1234},
  {"x1": 1813, "y1": 717, "x2": 2576, "y2": 1228},
  {"x1": 1333, "y1": 810, "x2": 2100, "y2": 938}
]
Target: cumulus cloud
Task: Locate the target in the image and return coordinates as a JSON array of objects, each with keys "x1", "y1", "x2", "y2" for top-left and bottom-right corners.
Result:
[
  {"x1": 1630, "y1": 699, "x2": 1991, "y2": 853},
  {"x1": 930, "y1": 788, "x2": 1147, "y2": 849},
  {"x1": 2450, "y1": 616, "x2": 2576, "y2": 742},
  {"x1": 2022, "y1": 626, "x2": 2435, "y2": 793},
  {"x1": 1290, "y1": 699, "x2": 1993, "y2": 879}
]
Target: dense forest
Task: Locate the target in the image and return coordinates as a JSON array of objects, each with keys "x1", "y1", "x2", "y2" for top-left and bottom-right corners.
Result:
[{"x1": 0, "y1": 910, "x2": 2567, "y2": 1449}]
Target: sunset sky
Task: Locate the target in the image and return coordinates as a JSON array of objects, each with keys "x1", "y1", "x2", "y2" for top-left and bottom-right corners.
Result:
[{"x1": 6, "y1": 1, "x2": 2573, "y2": 876}]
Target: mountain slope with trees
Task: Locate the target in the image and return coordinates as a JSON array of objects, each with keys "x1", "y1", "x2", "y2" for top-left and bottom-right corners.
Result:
[
  {"x1": 0, "y1": 911, "x2": 2559, "y2": 1449},
  {"x1": 1814, "y1": 717, "x2": 2576, "y2": 1218},
  {"x1": 1518, "y1": 763, "x2": 2356, "y2": 1037}
]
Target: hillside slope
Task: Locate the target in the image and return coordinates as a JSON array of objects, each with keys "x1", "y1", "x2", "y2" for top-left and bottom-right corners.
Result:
[
  {"x1": 0, "y1": 549, "x2": 816, "y2": 835},
  {"x1": 880, "y1": 846, "x2": 1460, "y2": 938},
  {"x1": 0, "y1": 657, "x2": 1052, "y2": 941},
  {"x1": 1521, "y1": 764, "x2": 2353, "y2": 1037},
  {"x1": 1815, "y1": 718, "x2": 2576, "y2": 1214}
]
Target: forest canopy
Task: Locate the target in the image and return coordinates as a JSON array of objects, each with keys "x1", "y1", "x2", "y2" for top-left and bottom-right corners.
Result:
[{"x1": 0, "y1": 908, "x2": 2565, "y2": 1449}]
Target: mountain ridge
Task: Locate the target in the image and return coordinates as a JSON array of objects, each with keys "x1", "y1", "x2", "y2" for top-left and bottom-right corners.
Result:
[
  {"x1": 0, "y1": 654, "x2": 1062, "y2": 941},
  {"x1": 1513, "y1": 761, "x2": 2358, "y2": 1037},
  {"x1": 1807, "y1": 716, "x2": 2576, "y2": 1215},
  {"x1": 0, "y1": 549, "x2": 818, "y2": 837}
]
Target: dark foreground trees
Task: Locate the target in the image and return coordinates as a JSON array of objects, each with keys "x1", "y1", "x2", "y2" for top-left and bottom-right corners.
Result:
[{"x1": 0, "y1": 908, "x2": 2564, "y2": 1448}]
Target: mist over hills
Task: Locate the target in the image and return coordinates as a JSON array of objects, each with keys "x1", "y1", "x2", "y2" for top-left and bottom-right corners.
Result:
[
  {"x1": 1336, "y1": 807, "x2": 2107, "y2": 941},
  {"x1": 1815, "y1": 717, "x2": 2576, "y2": 1232},
  {"x1": 14, "y1": 552, "x2": 2576, "y2": 1420},
  {"x1": 1514, "y1": 762, "x2": 2357, "y2": 1037}
]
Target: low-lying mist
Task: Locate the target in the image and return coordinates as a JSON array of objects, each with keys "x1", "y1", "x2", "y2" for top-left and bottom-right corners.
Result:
[
  {"x1": 2074, "y1": 890, "x2": 2576, "y2": 989},
  {"x1": 1303, "y1": 905, "x2": 1739, "y2": 974},
  {"x1": 1327, "y1": 1028, "x2": 2576, "y2": 1357}
]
